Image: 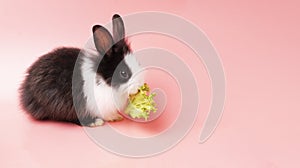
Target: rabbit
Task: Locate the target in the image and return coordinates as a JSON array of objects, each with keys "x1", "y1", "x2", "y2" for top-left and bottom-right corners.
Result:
[{"x1": 19, "y1": 14, "x2": 144, "y2": 127}]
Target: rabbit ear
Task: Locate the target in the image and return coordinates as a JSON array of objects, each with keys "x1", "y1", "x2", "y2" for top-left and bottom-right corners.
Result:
[
  {"x1": 112, "y1": 14, "x2": 125, "y2": 43},
  {"x1": 92, "y1": 25, "x2": 113, "y2": 56}
]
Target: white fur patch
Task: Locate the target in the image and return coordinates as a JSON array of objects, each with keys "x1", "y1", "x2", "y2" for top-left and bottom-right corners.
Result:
[
  {"x1": 123, "y1": 53, "x2": 145, "y2": 95},
  {"x1": 81, "y1": 48, "x2": 125, "y2": 121},
  {"x1": 81, "y1": 50, "x2": 144, "y2": 121}
]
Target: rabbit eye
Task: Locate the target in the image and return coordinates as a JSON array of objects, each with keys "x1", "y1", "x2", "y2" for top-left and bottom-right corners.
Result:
[{"x1": 120, "y1": 71, "x2": 129, "y2": 79}]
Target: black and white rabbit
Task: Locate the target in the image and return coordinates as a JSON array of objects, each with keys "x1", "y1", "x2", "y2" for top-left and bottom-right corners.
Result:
[{"x1": 19, "y1": 14, "x2": 144, "y2": 126}]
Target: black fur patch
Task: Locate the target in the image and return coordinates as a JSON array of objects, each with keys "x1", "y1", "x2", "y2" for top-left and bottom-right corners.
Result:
[
  {"x1": 19, "y1": 47, "x2": 93, "y2": 125},
  {"x1": 94, "y1": 40, "x2": 132, "y2": 87}
]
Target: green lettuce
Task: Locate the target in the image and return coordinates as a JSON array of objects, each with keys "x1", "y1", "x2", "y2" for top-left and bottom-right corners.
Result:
[{"x1": 125, "y1": 83, "x2": 157, "y2": 120}]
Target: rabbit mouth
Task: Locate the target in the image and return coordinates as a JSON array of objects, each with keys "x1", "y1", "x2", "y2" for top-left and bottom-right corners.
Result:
[{"x1": 121, "y1": 83, "x2": 140, "y2": 95}]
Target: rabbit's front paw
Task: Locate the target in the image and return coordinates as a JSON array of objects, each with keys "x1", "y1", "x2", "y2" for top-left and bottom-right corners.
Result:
[
  {"x1": 87, "y1": 118, "x2": 105, "y2": 127},
  {"x1": 103, "y1": 113, "x2": 123, "y2": 122}
]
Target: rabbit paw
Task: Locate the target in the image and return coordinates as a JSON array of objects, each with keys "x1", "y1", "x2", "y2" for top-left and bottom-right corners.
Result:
[
  {"x1": 110, "y1": 114, "x2": 124, "y2": 122},
  {"x1": 87, "y1": 118, "x2": 104, "y2": 127},
  {"x1": 104, "y1": 113, "x2": 124, "y2": 122}
]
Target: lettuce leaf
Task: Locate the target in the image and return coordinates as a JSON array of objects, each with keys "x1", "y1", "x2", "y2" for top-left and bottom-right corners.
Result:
[{"x1": 125, "y1": 83, "x2": 157, "y2": 120}]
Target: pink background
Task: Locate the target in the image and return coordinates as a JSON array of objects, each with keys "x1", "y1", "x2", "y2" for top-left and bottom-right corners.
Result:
[{"x1": 1, "y1": 0, "x2": 300, "y2": 167}]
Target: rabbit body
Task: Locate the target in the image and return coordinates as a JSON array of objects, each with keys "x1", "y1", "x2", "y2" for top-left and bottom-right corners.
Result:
[{"x1": 19, "y1": 14, "x2": 144, "y2": 126}]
